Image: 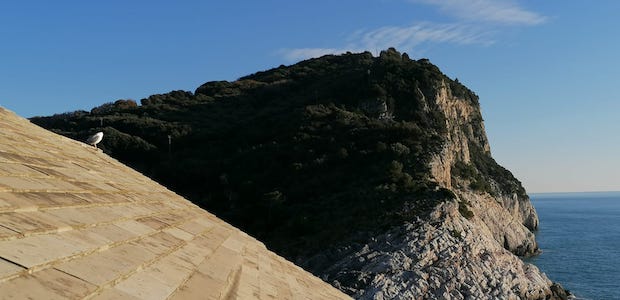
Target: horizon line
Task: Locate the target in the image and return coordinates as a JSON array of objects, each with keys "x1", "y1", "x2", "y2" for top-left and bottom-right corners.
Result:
[{"x1": 529, "y1": 190, "x2": 620, "y2": 195}]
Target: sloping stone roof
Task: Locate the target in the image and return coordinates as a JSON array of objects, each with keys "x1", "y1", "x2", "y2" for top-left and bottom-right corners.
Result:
[{"x1": 0, "y1": 107, "x2": 350, "y2": 299}]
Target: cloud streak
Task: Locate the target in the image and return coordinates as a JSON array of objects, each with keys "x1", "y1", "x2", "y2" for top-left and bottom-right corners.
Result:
[
  {"x1": 281, "y1": 22, "x2": 493, "y2": 62},
  {"x1": 411, "y1": 0, "x2": 546, "y2": 25},
  {"x1": 279, "y1": 0, "x2": 545, "y2": 62},
  {"x1": 360, "y1": 22, "x2": 493, "y2": 50}
]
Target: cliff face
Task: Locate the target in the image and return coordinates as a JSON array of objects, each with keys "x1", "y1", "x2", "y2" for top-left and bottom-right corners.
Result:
[
  {"x1": 30, "y1": 49, "x2": 567, "y2": 299},
  {"x1": 428, "y1": 79, "x2": 539, "y2": 256}
]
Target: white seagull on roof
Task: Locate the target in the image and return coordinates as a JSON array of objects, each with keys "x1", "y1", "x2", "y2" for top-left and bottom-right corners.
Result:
[{"x1": 86, "y1": 132, "x2": 104, "y2": 148}]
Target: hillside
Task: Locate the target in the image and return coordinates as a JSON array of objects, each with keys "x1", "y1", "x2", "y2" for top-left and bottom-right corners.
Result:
[{"x1": 31, "y1": 48, "x2": 568, "y2": 299}]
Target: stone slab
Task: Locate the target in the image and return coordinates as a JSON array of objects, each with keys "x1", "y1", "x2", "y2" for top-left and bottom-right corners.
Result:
[
  {"x1": 0, "y1": 258, "x2": 24, "y2": 280},
  {"x1": 55, "y1": 243, "x2": 158, "y2": 286},
  {"x1": 169, "y1": 269, "x2": 226, "y2": 300},
  {"x1": 163, "y1": 226, "x2": 194, "y2": 241},
  {"x1": 0, "y1": 234, "x2": 91, "y2": 267},
  {"x1": 91, "y1": 287, "x2": 143, "y2": 300},
  {"x1": 0, "y1": 268, "x2": 96, "y2": 299},
  {"x1": 129, "y1": 231, "x2": 185, "y2": 256}
]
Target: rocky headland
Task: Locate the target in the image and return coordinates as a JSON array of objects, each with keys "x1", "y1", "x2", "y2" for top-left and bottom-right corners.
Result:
[
  {"x1": 301, "y1": 56, "x2": 568, "y2": 299},
  {"x1": 31, "y1": 48, "x2": 569, "y2": 299}
]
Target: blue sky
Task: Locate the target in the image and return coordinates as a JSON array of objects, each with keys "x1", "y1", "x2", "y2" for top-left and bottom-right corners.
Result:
[{"x1": 1, "y1": 1, "x2": 619, "y2": 193}]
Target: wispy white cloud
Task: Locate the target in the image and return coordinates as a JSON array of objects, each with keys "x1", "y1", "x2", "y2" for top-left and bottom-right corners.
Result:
[
  {"x1": 279, "y1": 0, "x2": 545, "y2": 62},
  {"x1": 410, "y1": 0, "x2": 546, "y2": 25},
  {"x1": 360, "y1": 22, "x2": 494, "y2": 50},
  {"x1": 280, "y1": 22, "x2": 493, "y2": 62}
]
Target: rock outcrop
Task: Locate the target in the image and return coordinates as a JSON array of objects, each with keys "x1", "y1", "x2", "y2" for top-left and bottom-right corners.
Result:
[{"x1": 321, "y1": 202, "x2": 559, "y2": 299}]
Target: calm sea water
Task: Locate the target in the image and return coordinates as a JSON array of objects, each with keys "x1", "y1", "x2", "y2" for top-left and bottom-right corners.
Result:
[{"x1": 526, "y1": 192, "x2": 620, "y2": 300}]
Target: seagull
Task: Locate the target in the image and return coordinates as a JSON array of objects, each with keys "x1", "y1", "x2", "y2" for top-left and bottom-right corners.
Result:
[{"x1": 86, "y1": 132, "x2": 104, "y2": 148}]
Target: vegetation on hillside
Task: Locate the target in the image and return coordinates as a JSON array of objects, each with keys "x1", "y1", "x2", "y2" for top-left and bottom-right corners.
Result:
[{"x1": 31, "y1": 48, "x2": 520, "y2": 261}]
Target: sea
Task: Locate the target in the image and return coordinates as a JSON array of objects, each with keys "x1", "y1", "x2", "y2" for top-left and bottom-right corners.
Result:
[{"x1": 526, "y1": 191, "x2": 620, "y2": 300}]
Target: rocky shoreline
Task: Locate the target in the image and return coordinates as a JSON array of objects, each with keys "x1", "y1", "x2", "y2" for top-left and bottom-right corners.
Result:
[{"x1": 309, "y1": 200, "x2": 569, "y2": 299}]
